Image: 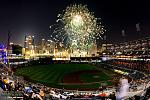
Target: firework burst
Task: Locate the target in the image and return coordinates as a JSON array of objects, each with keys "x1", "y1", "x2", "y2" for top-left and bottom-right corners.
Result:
[{"x1": 50, "y1": 4, "x2": 105, "y2": 51}]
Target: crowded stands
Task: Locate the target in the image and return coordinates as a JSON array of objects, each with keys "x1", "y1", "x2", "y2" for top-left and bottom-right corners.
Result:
[{"x1": 0, "y1": 60, "x2": 150, "y2": 100}]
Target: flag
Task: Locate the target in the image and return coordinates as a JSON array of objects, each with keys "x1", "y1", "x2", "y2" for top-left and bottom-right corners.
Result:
[
  {"x1": 136, "y1": 23, "x2": 140, "y2": 32},
  {"x1": 122, "y1": 29, "x2": 125, "y2": 37}
]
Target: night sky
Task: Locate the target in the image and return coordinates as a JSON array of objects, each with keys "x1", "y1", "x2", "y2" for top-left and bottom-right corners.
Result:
[{"x1": 0, "y1": 0, "x2": 150, "y2": 45}]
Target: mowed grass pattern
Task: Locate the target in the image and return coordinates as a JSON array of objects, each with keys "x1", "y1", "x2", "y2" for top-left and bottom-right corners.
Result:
[{"x1": 15, "y1": 64, "x2": 114, "y2": 90}]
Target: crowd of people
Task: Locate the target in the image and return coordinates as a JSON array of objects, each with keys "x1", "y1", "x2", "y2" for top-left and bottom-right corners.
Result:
[
  {"x1": 0, "y1": 60, "x2": 150, "y2": 100},
  {"x1": 105, "y1": 59, "x2": 150, "y2": 99},
  {"x1": 0, "y1": 72, "x2": 117, "y2": 100},
  {"x1": 110, "y1": 59, "x2": 150, "y2": 73}
]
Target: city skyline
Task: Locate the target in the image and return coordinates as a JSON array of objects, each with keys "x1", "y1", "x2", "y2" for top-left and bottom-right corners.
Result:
[{"x1": 0, "y1": 0, "x2": 150, "y2": 45}]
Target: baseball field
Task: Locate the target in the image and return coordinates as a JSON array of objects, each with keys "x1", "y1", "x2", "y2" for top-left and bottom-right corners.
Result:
[{"x1": 15, "y1": 63, "x2": 117, "y2": 90}]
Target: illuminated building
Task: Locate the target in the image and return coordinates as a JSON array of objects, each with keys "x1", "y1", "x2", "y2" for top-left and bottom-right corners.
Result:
[
  {"x1": 41, "y1": 38, "x2": 45, "y2": 54},
  {"x1": 24, "y1": 35, "x2": 35, "y2": 58},
  {"x1": 22, "y1": 35, "x2": 101, "y2": 59},
  {"x1": 46, "y1": 40, "x2": 55, "y2": 54},
  {"x1": 0, "y1": 44, "x2": 8, "y2": 64},
  {"x1": 24, "y1": 35, "x2": 34, "y2": 49},
  {"x1": 23, "y1": 35, "x2": 56, "y2": 58}
]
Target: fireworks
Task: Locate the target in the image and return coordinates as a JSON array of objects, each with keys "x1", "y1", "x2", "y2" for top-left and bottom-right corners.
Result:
[{"x1": 50, "y1": 4, "x2": 105, "y2": 52}]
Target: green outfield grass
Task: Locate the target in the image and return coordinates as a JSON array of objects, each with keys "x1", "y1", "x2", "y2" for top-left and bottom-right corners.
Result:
[{"x1": 15, "y1": 64, "x2": 116, "y2": 90}]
